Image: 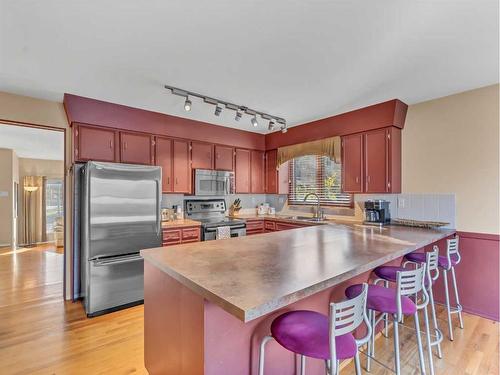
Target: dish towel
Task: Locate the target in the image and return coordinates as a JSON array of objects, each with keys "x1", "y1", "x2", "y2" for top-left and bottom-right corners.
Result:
[{"x1": 216, "y1": 226, "x2": 231, "y2": 240}]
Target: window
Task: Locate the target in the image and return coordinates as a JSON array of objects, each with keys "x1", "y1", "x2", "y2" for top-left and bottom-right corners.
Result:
[
  {"x1": 45, "y1": 179, "x2": 64, "y2": 234},
  {"x1": 288, "y1": 155, "x2": 352, "y2": 206}
]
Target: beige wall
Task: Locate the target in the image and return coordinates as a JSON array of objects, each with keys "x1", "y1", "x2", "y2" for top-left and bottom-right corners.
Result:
[
  {"x1": 403, "y1": 84, "x2": 499, "y2": 234},
  {"x1": 0, "y1": 148, "x2": 17, "y2": 247}
]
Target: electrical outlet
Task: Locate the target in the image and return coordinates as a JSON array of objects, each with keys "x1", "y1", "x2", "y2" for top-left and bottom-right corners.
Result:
[{"x1": 398, "y1": 197, "x2": 405, "y2": 209}]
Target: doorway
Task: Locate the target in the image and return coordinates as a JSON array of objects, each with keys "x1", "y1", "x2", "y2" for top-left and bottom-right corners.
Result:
[{"x1": 0, "y1": 122, "x2": 65, "y2": 298}]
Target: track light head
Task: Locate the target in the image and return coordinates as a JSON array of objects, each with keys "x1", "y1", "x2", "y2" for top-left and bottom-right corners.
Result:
[
  {"x1": 280, "y1": 123, "x2": 288, "y2": 133},
  {"x1": 268, "y1": 120, "x2": 275, "y2": 131},
  {"x1": 214, "y1": 105, "x2": 222, "y2": 116},
  {"x1": 251, "y1": 115, "x2": 258, "y2": 127},
  {"x1": 184, "y1": 97, "x2": 192, "y2": 111},
  {"x1": 235, "y1": 110, "x2": 242, "y2": 121}
]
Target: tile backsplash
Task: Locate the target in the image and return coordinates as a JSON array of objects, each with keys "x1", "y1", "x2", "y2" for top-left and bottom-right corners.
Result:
[
  {"x1": 354, "y1": 193, "x2": 456, "y2": 229},
  {"x1": 161, "y1": 194, "x2": 288, "y2": 211}
]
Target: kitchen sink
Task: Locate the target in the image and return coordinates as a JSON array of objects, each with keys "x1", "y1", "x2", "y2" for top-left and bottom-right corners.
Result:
[{"x1": 287, "y1": 216, "x2": 328, "y2": 222}]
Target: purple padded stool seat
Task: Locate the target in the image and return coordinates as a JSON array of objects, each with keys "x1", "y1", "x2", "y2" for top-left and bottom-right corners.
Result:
[
  {"x1": 345, "y1": 284, "x2": 416, "y2": 315},
  {"x1": 374, "y1": 266, "x2": 434, "y2": 286},
  {"x1": 270, "y1": 310, "x2": 357, "y2": 360},
  {"x1": 405, "y1": 252, "x2": 458, "y2": 269}
]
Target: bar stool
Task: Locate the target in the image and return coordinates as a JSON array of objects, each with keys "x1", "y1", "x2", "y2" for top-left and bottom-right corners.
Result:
[
  {"x1": 345, "y1": 265, "x2": 432, "y2": 375},
  {"x1": 373, "y1": 247, "x2": 442, "y2": 374},
  {"x1": 406, "y1": 237, "x2": 464, "y2": 341},
  {"x1": 258, "y1": 283, "x2": 371, "y2": 375}
]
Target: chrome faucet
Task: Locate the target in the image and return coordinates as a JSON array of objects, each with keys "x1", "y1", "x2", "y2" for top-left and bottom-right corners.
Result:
[{"x1": 303, "y1": 193, "x2": 323, "y2": 219}]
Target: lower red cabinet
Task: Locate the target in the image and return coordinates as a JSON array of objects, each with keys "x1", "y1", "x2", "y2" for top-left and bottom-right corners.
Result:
[{"x1": 162, "y1": 226, "x2": 201, "y2": 246}]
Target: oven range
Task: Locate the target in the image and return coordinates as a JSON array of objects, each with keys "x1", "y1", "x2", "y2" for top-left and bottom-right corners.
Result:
[{"x1": 185, "y1": 199, "x2": 246, "y2": 241}]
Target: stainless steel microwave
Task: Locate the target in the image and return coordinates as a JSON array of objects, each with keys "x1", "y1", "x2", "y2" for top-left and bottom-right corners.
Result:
[{"x1": 194, "y1": 169, "x2": 235, "y2": 196}]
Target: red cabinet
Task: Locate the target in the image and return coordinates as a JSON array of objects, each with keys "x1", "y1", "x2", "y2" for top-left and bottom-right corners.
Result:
[
  {"x1": 235, "y1": 149, "x2": 251, "y2": 193},
  {"x1": 162, "y1": 226, "x2": 201, "y2": 246},
  {"x1": 74, "y1": 124, "x2": 118, "y2": 162},
  {"x1": 341, "y1": 127, "x2": 401, "y2": 194},
  {"x1": 265, "y1": 150, "x2": 278, "y2": 193},
  {"x1": 172, "y1": 139, "x2": 191, "y2": 193},
  {"x1": 191, "y1": 142, "x2": 214, "y2": 170},
  {"x1": 251, "y1": 150, "x2": 265, "y2": 193},
  {"x1": 120, "y1": 132, "x2": 153, "y2": 165},
  {"x1": 155, "y1": 137, "x2": 173, "y2": 193},
  {"x1": 342, "y1": 134, "x2": 363, "y2": 193},
  {"x1": 214, "y1": 145, "x2": 234, "y2": 171},
  {"x1": 246, "y1": 219, "x2": 264, "y2": 235}
]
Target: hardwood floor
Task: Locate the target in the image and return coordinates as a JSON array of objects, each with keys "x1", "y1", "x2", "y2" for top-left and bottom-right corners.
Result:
[{"x1": 0, "y1": 244, "x2": 498, "y2": 374}]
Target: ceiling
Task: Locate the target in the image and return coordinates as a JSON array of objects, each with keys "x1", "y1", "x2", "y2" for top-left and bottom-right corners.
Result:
[
  {"x1": 0, "y1": 1, "x2": 498, "y2": 134},
  {"x1": 0, "y1": 124, "x2": 64, "y2": 160}
]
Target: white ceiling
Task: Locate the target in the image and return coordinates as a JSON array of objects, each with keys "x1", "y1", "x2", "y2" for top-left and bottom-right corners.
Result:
[
  {"x1": 0, "y1": 124, "x2": 64, "y2": 160},
  {"x1": 0, "y1": 1, "x2": 498, "y2": 134}
]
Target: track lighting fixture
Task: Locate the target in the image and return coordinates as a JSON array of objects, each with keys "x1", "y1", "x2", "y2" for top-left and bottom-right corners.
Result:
[
  {"x1": 164, "y1": 84, "x2": 286, "y2": 132},
  {"x1": 281, "y1": 124, "x2": 288, "y2": 133},
  {"x1": 235, "y1": 110, "x2": 242, "y2": 121},
  {"x1": 251, "y1": 115, "x2": 258, "y2": 127},
  {"x1": 184, "y1": 97, "x2": 192, "y2": 111}
]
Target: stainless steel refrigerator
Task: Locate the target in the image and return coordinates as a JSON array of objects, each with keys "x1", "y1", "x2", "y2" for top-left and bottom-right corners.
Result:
[{"x1": 79, "y1": 161, "x2": 161, "y2": 316}]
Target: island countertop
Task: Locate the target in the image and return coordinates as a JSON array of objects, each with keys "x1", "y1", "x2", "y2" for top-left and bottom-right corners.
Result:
[{"x1": 141, "y1": 223, "x2": 455, "y2": 322}]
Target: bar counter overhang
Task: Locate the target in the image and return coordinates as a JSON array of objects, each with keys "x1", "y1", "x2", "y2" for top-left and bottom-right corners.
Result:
[{"x1": 141, "y1": 223, "x2": 455, "y2": 375}]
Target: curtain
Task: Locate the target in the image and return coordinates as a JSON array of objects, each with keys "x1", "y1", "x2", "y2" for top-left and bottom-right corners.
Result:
[
  {"x1": 21, "y1": 176, "x2": 46, "y2": 246},
  {"x1": 277, "y1": 136, "x2": 341, "y2": 166}
]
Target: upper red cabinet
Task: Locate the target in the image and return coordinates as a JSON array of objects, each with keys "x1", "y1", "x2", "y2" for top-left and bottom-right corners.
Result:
[
  {"x1": 155, "y1": 137, "x2": 173, "y2": 193},
  {"x1": 191, "y1": 141, "x2": 214, "y2": 170},
  {"x1": 341, "y1": 127, "x2": 401, "y2": 194},
  {"x1": 172, "y1": 139, "x2": 191, "y2": 193},
  {"x1": 235, "y1": 149, "x2": 251, "y2": 193},
  {"x1": 74, "y1": 124, "x2": 118, "y2": 163},
  {"x1": 214, "y1": 145, "x2": 234, "y2": 171},
  {"x1": 265, "y1": 150, "x2": 278, "y2": 194},
  {"x1": 251, "y1": 150, "x2": 266, "y2": 193},
  {"x1": 120, "y1": 132, "x2": 153, "y2": 165},
  {"x1": 342, "y1": 134, "x2": 364, "y2": 193}
]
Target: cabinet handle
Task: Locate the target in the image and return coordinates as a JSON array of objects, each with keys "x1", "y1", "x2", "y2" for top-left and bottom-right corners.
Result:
[
  {"x1": 123, "y1": 141, "x2": 127, "y2": 150},
  {"x1": 167, "y1": 177, "x2": 170, "y2": 185},
  {"x1": 355, "y1": 176, "x2": 359, "y2": 183},
  {"x1": 175, "y1": 178, "x2": 178, "y2": 185},
  {"x1": 109, "y1": 140, "x2": 113, "y2": 149}
]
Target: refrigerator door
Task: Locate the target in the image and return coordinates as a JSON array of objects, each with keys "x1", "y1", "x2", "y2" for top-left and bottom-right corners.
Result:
[
  {"x1": 85, "y1": 253, "x2": 144, "y2": 316},
  {"x1": 82, "y1": 162, "x2": 162, "y2": 261}
]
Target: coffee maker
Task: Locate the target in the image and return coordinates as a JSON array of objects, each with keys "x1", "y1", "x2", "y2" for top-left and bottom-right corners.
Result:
[{"x1": 364, "y1": 200, "x2": 391, "y2": 225}]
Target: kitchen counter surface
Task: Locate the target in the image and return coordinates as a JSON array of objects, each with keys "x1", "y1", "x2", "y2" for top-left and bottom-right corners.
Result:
[
  {"x1": 141, "y1": 223, "x2": 455, "y2": 322},
  {"x1": 161, "y1": 219, "x2": 201, "y2": 228}
]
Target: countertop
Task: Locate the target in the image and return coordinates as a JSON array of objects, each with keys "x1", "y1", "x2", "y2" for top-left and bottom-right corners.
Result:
[
  {"x1": 161, "y1": 219, "x2": 201, "y2": 228},
  {"x1": 141, "y1": 223, "x2": 455, "y2": 322}
]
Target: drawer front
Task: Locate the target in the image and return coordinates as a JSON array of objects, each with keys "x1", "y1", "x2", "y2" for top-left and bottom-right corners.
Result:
[
  {"x1": 264, "y1": 220, "x2": 276, "y2": 231},
  {"x1": 246, "y1": 220, "x2": 264, "y2": 231},
  {"x1": 162, "y1": 229, "x2": 182, "y2": 246},
  {"x1": 182, "y1": 227, "x2": 201, "y2": 242},
  {"x1": 275, "y1": 222, "x2": 302, "y2": 231}
]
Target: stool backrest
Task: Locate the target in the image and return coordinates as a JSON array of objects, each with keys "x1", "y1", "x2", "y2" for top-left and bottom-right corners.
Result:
[
  {"x1": 427, "y1": 246, "x2": 440, "y2": 282},
  {"x1": 329, "y1": 283, "x2": 371, "y2": 370},
  {"x1": 446, "y1": 237, "x2": 461, "y2": 268},
  {"x1": 396, "y1": 265, "x2": 427, "y2": 320}
]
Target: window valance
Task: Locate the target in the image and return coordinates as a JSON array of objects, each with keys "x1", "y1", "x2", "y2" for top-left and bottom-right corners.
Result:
[{"x1": 277, "y1": 136, "x2": 341, "y2": 166}]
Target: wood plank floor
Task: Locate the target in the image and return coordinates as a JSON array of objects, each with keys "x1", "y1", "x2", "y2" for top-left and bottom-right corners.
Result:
[{"x1": 0, "y1": 244, "x2": 498, "y2": 374}]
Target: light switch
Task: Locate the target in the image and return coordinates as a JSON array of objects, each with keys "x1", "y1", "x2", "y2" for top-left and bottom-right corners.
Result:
[{"x1": 397, "y1": 197, "x2": 405, "y2": 209}]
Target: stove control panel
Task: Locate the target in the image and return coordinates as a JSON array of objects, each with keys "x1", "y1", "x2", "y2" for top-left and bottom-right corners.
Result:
[{"x1": 185, "y1": 199, "x2": 226, "y2": 215}]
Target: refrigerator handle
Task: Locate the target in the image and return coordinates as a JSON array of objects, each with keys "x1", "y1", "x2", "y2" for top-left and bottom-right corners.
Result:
[
  {"x1": 92, "y1": 254, "x2": 143, "y2": 267},
  {"x1": 156, "y1": 178, "x2": 162, "y2": 236}
]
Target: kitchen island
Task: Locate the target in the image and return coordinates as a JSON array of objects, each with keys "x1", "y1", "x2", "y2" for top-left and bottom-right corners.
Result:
[{"x1": 140, "y1": 223, "x2": 455, "y2": 375}]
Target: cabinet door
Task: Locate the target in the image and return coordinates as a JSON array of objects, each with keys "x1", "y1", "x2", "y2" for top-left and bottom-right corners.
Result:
[
  {"x1": 387, "y1": 127, "x2": 401, "y2": 193},
  {"x1": 173, "y1": 139, "x2": 191, "y2": 193},
  {"x1": 251, "y1": 150, "x2": 266, "y2": 193},
  {"x1": 191, "y1": 142, "x2": 213, "y2": 170},
  {"x1": 120, "y1": 132, "x2": 153, "y2": 165},
  {"x1": 155, "y1": 137, "x2": 173, "y2": 193},
  {"x1": 342, "y1": 134, "x2": 364, "y2": 193},
  {"x1": 278, "y1": 161, "x2": 290, "y2": 195},
  {"x1": 214, "y1": 145, "x2": 234, "y2": 171},
  {"x1": 75, "y1": 124, "x2": 117, "y2": 162},
  {"x1": 364, "y1": 129, "x2": 388, "y2": 193},
  {"x1": 265, "y1": 150, "x2": 278, "y2": 194},
  {"x1": 235, "y1": 149, "x2": 251, "y2": 193}
]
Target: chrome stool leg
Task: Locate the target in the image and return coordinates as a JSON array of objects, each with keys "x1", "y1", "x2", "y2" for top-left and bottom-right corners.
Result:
[
  {"x1": 300, "y1": 355, "x2": 306, "y2": 375},
  {"x1": 451, "y1": 266, "x2": 464, "y2": 329},
  {"x1": 354, "y1": 351, "x2": 362, "y2": 375},
  {"x1": 258, "y1": 335, "x2": 273, "y2": 375},
  {"x1": 428, "y1": 283, "x2": 443, "y2": 358},
  {"x1": 443, "y1": 269, "x2": 454, "y2": 341},
  {"x1": 423, "y1": 304, "x2": 435, "y2": 375},
  {"x1": 393, "y1": 314, "x2": 401, "y2": 375},
  {"x1": 413, "y1": 311, "x2": 426, "y2": 375}
]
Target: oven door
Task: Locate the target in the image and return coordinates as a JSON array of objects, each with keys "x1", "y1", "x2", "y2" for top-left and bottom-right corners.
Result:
[{"x1": 203, "y1": 225, "x2": 246, "y2": 241}]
